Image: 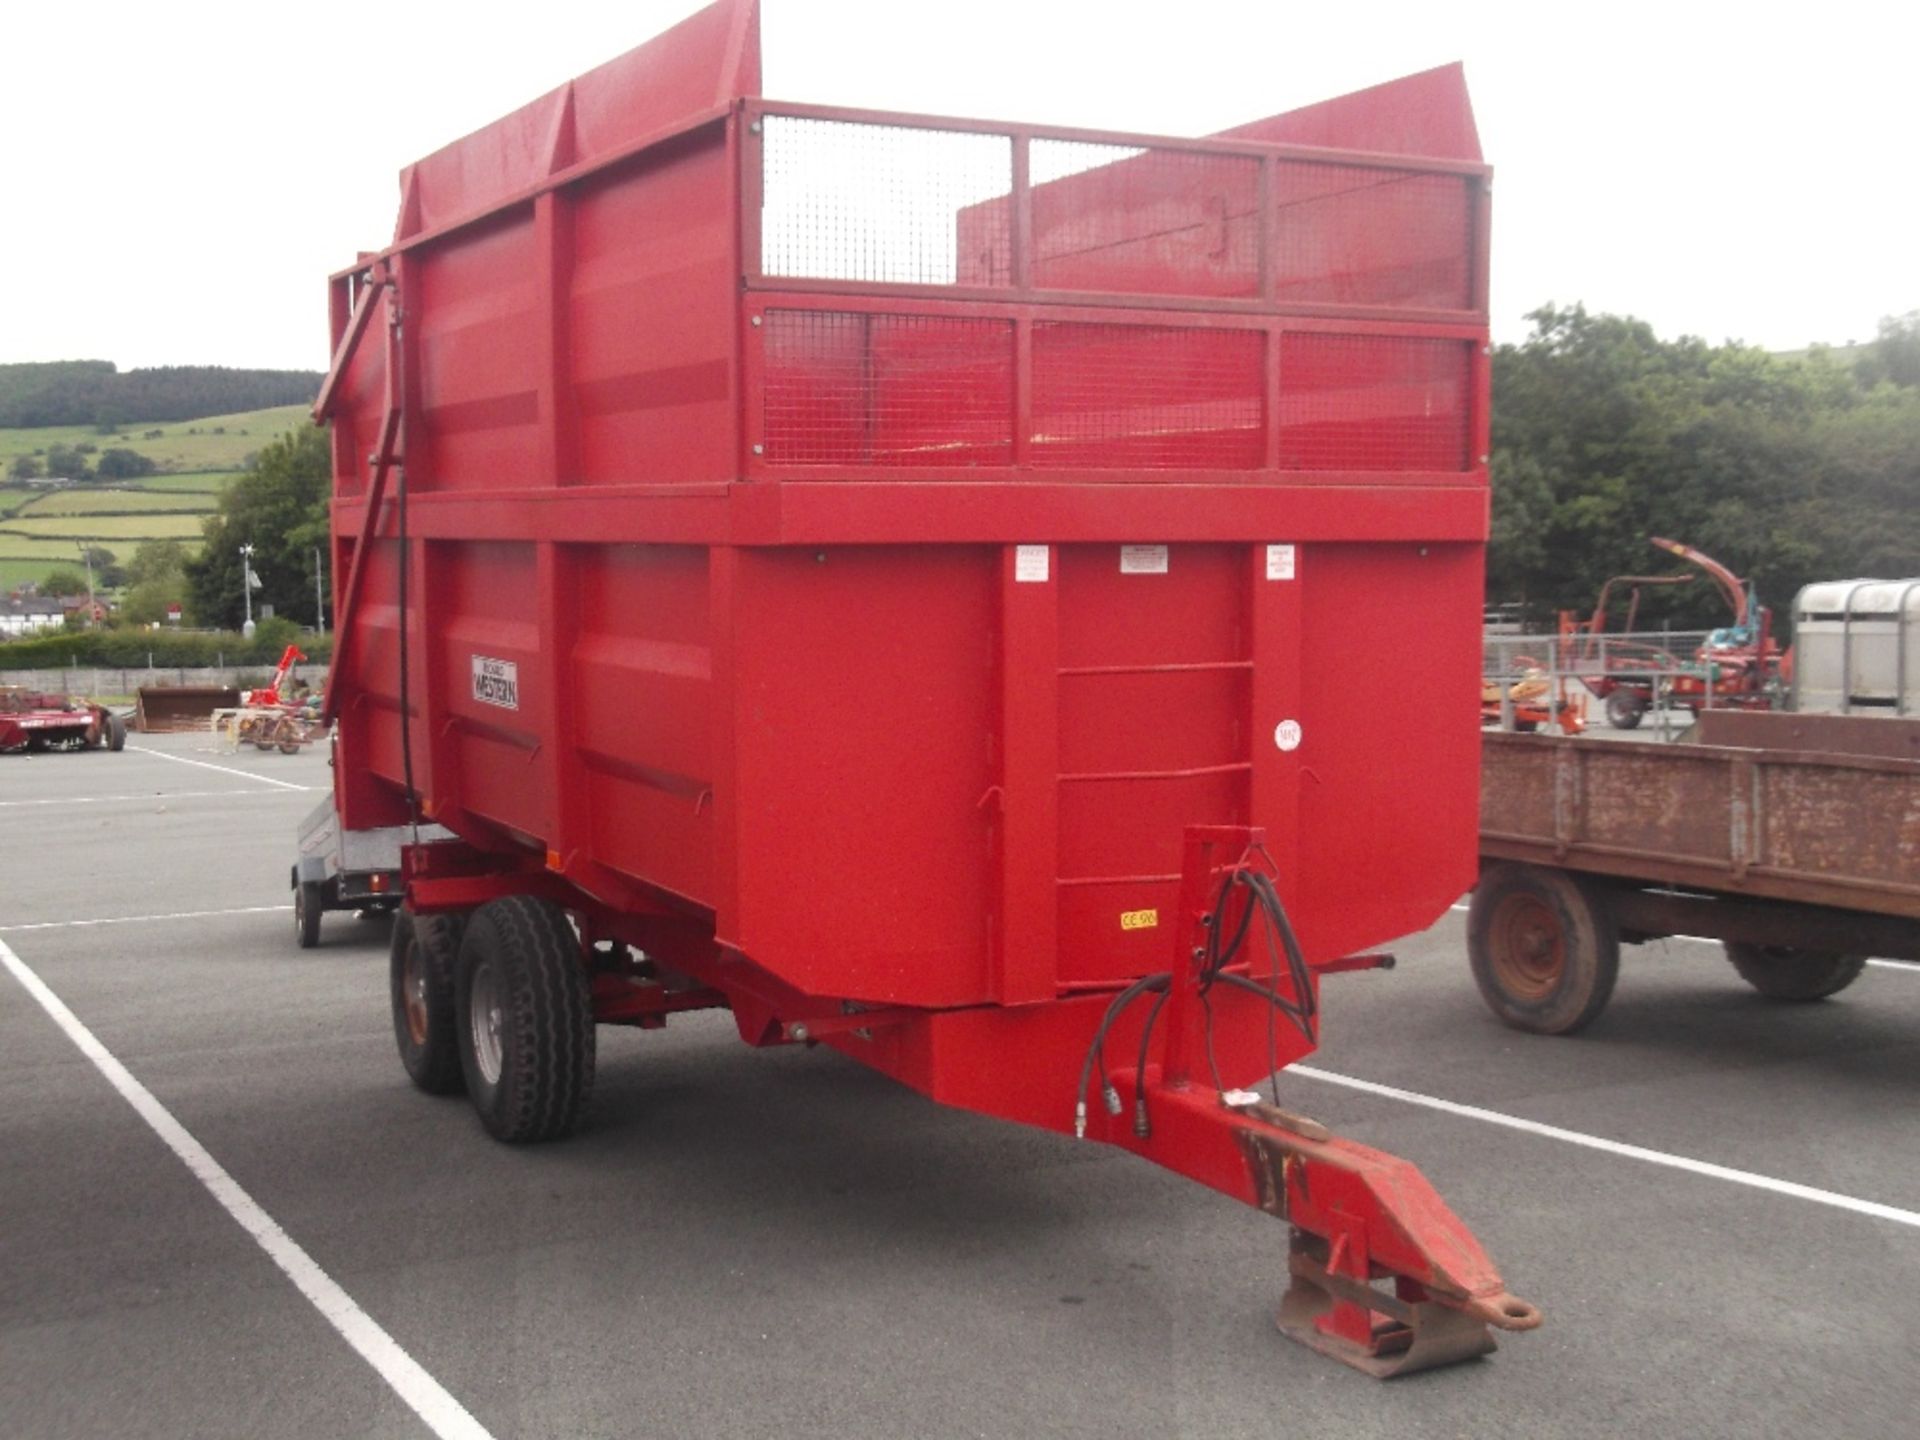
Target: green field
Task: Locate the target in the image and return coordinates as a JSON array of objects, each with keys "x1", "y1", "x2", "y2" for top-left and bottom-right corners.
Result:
[
  {"x1": 0, "y1": 404, "x2": 314, "y2": 592},
  {"x1": 0, "y1": 535, "x2": 117, "y2": 561},
  {"x1": 130, "y1": 471, "x2": 235, "y2": 494},
  {"x1": 0, "y1": 403, "x2": 309, "y2": 475},
  {"x1": 17, "y1": 488, "x2": 216, "y2": 516},
  {"x1": 3, "y1": 513, "x2": 207, "y2": 540},
  {"x1": 0, "y1": 557, "x2": 66, "y2": 589}
]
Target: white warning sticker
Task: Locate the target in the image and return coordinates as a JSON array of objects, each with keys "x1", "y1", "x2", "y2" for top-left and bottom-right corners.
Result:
[
  {"x1": 1014, "y1": 544, "x2": 1050, "y2": 583},
  {"x1": 471, "y1": 655, "x2": 520, "y2": 711},
  {"x1": 1119, "y1": 544, "x2": 1168, "y2": 575},
  {"x1": 1274, "y1": 719, "x2": 1303, "y2": 752},
  {"x1": 1266, "y1": 544, "x2": 1297, "y2": 581}
]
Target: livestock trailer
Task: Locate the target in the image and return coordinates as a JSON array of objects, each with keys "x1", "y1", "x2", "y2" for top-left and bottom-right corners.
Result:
[
  {"x1": 316, "y1": 0, "x2": 1536, "y2": 1376},
  {"x1": 1793, "y1": 577, "x2": 1920, "y2": 716}
]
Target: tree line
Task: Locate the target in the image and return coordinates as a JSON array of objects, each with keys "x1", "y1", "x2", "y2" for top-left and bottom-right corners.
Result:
[
  {"x1": 0, "y1": 360, "x2": 321, "y2": 428},
  {"x1": 1489, "y1": 306, "x2": 1920, "y2": 630}
]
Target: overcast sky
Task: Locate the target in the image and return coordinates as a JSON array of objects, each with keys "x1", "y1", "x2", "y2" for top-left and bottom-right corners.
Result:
[{"x1": 2, "y1": 0, "x2": 1912, "y2": 373}]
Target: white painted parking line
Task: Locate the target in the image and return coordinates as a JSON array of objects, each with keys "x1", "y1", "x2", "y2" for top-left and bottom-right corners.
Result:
[
  {"x1": 1293, "y1": 1064, "x2": 1920, "y2": 1230},
  {"x1": 0, "y1": 789, "x2": 299, "y2": 809},
  {"x1": 127, "y1": 745, "x2": 317, "y2": 792},
  {"x1": 0, "y1": 936, "x2": 496, "y2": 1440},
  {"x1": 0, "y1": 905, "x2": 293, "y2": 934}
]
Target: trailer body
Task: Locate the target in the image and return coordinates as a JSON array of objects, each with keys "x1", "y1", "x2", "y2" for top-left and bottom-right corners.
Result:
[
  {"x1": 1472, "y1": 714, "x2": 1920, "y2": 1032},
  {"x1": 317, "y1": 0, "x2": 1536, "y2": 1373},
  {"x1": 291, "y1": 796, "x2": 453, "y2": 947}
]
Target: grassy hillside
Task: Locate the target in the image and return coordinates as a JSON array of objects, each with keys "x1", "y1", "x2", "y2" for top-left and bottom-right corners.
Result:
[
  {"x1": 0, "y1": 403, "x2": 309, "y2": 590},
  {"x1": 0, "y1": 403, "x2": 309, "y2": 473}
]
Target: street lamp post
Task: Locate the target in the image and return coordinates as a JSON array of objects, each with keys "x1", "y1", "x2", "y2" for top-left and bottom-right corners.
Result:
[{"x1": 240, "y1": 543, "x2": 257, "y2": 638}]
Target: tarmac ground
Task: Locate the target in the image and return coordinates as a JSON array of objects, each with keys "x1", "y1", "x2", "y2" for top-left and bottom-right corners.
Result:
[{"x1": 3, "y1": 730, "x2": 1917, "y2": 1439}]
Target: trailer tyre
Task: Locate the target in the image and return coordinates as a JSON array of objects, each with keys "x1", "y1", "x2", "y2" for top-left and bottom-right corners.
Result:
[
  {"x1": 455, "y1": 896, "x2": 595, "y2": 1143},
  {"x1": 1725, "y1": 943, "x2": 1867, "y2": 1002},
  {"x1": 1605, "y1": 691, "x2": 1646, "y2": 730},
  {"x1": 1468, "y1": 863, "x2": 1620, "y2": 1034},
  {"x1": 391, "y1": 907, "x2": 467, "y2": 1094},
  {"x1": 294, "y1": 880, "x2": 326, "y2": 949}
]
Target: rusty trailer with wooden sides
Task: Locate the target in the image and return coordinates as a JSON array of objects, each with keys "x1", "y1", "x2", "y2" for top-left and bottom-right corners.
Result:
[{"x1": 1471, "y1": 711, "x2": 1920, "y2": 1033}]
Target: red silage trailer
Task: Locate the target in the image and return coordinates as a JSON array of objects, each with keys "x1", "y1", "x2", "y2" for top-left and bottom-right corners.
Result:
[{"x1": 318, "y1": 0, "x2": 1536, "y2": 1376}]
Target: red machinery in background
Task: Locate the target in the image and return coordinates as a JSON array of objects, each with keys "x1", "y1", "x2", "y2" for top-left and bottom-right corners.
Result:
[
  {"x1": 0, "y1": 687, "x2": 125, "y2": 754},
  {"x1": 217, "y1": 644, "x2": 327, "y2": 753},
  {"x1": 315, "y1": 0, "x2": 1537, "y2": 1375},
  {"x1": 1561, "y1": 537, "x2": 1786, "y2": 728}
]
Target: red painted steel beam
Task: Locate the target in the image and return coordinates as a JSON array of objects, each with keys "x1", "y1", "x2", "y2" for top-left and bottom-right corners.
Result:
[
  {"x1": 1090, "y1": 1082, "x2": 1539, "y2": 1375},
  {"x1": 312, "y1": 275, "x2": 388, "y2": 423}
]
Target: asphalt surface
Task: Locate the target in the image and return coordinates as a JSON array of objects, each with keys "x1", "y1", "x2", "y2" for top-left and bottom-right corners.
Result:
[{"x1": 3, "y1": 731, "x2": 1918, "y2": 1438}]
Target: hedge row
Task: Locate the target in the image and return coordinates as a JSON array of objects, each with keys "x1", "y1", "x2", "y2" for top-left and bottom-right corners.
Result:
[{"x1": 0, "y1": 625, "x2": 333, "y2": 669}]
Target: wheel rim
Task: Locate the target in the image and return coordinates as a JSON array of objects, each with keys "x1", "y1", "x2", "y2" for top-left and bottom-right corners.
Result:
[
  {"x1": 294, "y1": 889, "x2": 305, "y2": 935},
  {"x1": 469, "y1": 958, "x2": 504, "y2": 1085},
  {"x1": 1487, "y1": 892, "x2": 1564, "y2": 1001},
  {"x1": 402, "y1": 941, "x2": 430, "y2": 1045}
]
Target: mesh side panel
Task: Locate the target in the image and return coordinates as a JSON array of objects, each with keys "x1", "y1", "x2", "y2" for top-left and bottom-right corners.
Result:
[
  {"x1": 1031, "y1": 323, "x2": 1264, "y2": 469},
  {"x1": 762, "y1": 310, "x2": 1015, "y2": 467},
  {"x1": 1277, "y1": 334, "x2": 1470, "y2": 471},
  {"x1": 761, "y1": 117, "x2": 1013, "y2": 286},
  {"x1": 1273, "y1": 165, "x2": 1472, "y2": 310},
  {"x1": 1030, "y1": 141, "x2": 1261, "y2": 298}
]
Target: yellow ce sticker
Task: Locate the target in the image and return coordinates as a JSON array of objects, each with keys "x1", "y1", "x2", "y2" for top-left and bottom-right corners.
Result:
[{"x1": 1119, "y1": 908, "x2": 1160, "y2": 932}]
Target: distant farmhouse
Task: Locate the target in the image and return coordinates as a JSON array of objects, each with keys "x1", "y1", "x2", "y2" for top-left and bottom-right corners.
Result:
[{"x1": 2, "y1": 595, "x2": 67, "y2": 637}]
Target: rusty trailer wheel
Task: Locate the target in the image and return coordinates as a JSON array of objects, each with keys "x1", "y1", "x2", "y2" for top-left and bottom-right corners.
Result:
[
  {"x1": 391, "y1": 906, "x2": 467, "y2": 1094},
  {"x1": 1468, "y1": 863, "x2": 1619, "y2": 1034},
  {"x1": 1725, "y1": 943, "x2": 1867, "y2": 1002}
]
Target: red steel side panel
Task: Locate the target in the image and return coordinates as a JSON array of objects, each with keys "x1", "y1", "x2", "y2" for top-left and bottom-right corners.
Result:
[
  {"x1": 574, "y1": 545, "x2": 717, "y2": 903},
  {"x1": 571, "y1": 138, "x2": 739, "y2": 486},
  {"x1": 726, "y1": 546, "x2": 997, "y2": 1006},
  {"x1": 1213, "y1": 62, "x2": 1484, "y2": 163},
  {"x1": 398, "y1": 0, "x2": 759, "y2": 238}
]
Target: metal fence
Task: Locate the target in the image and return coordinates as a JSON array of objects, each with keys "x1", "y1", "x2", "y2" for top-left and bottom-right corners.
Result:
[{"x1": 1481, "y1": 629, "x2": 1720, "y2": 736}]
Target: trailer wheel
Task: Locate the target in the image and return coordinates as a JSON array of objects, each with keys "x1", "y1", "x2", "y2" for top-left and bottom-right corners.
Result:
[
  {"x1": 1468, "y1": 863, "x2": 1620, "y2": 1034},
  {"x1": 391, "y1": 907, "x2": 467, "y2": 1094},
  {"x1": 294, "y1": 880, "x2": 325, "y2": 949},
  {"x1": 455, "y1": 896, "x2": 595, "y2": 1143},
  {"x1": 1725, "y1": 943, "x2": 1867, "y2": 1001},
  {"x1": 1605, "y1": 691, "x2": 1646, "y2": 730}
]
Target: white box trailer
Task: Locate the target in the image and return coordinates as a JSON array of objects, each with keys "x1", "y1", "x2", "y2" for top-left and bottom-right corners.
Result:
[{"x1": 1793, "y1": 579, "x2": 1920, "y2": 715}]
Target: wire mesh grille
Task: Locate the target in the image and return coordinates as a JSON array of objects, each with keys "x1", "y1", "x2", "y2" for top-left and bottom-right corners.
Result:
[
  {"x1": 1029, "y1": 140, "x2": 1261, "y2": 299},
  {"x1": 761, "y1": 309, "x2": 1015, "y2": 467},
  {"x1": 1277, "y1": 333, "x2": 1470, "y2": 471},
  {"x1": 1272, "y1": 165, "x2": 1473, "y2": 310},
  {"x1": 1031, "y1": 322, "x2": 1265, "y2": 469},
  {"x1": 761, "y1": 117, "x2": 1013, "y2": 286}
]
